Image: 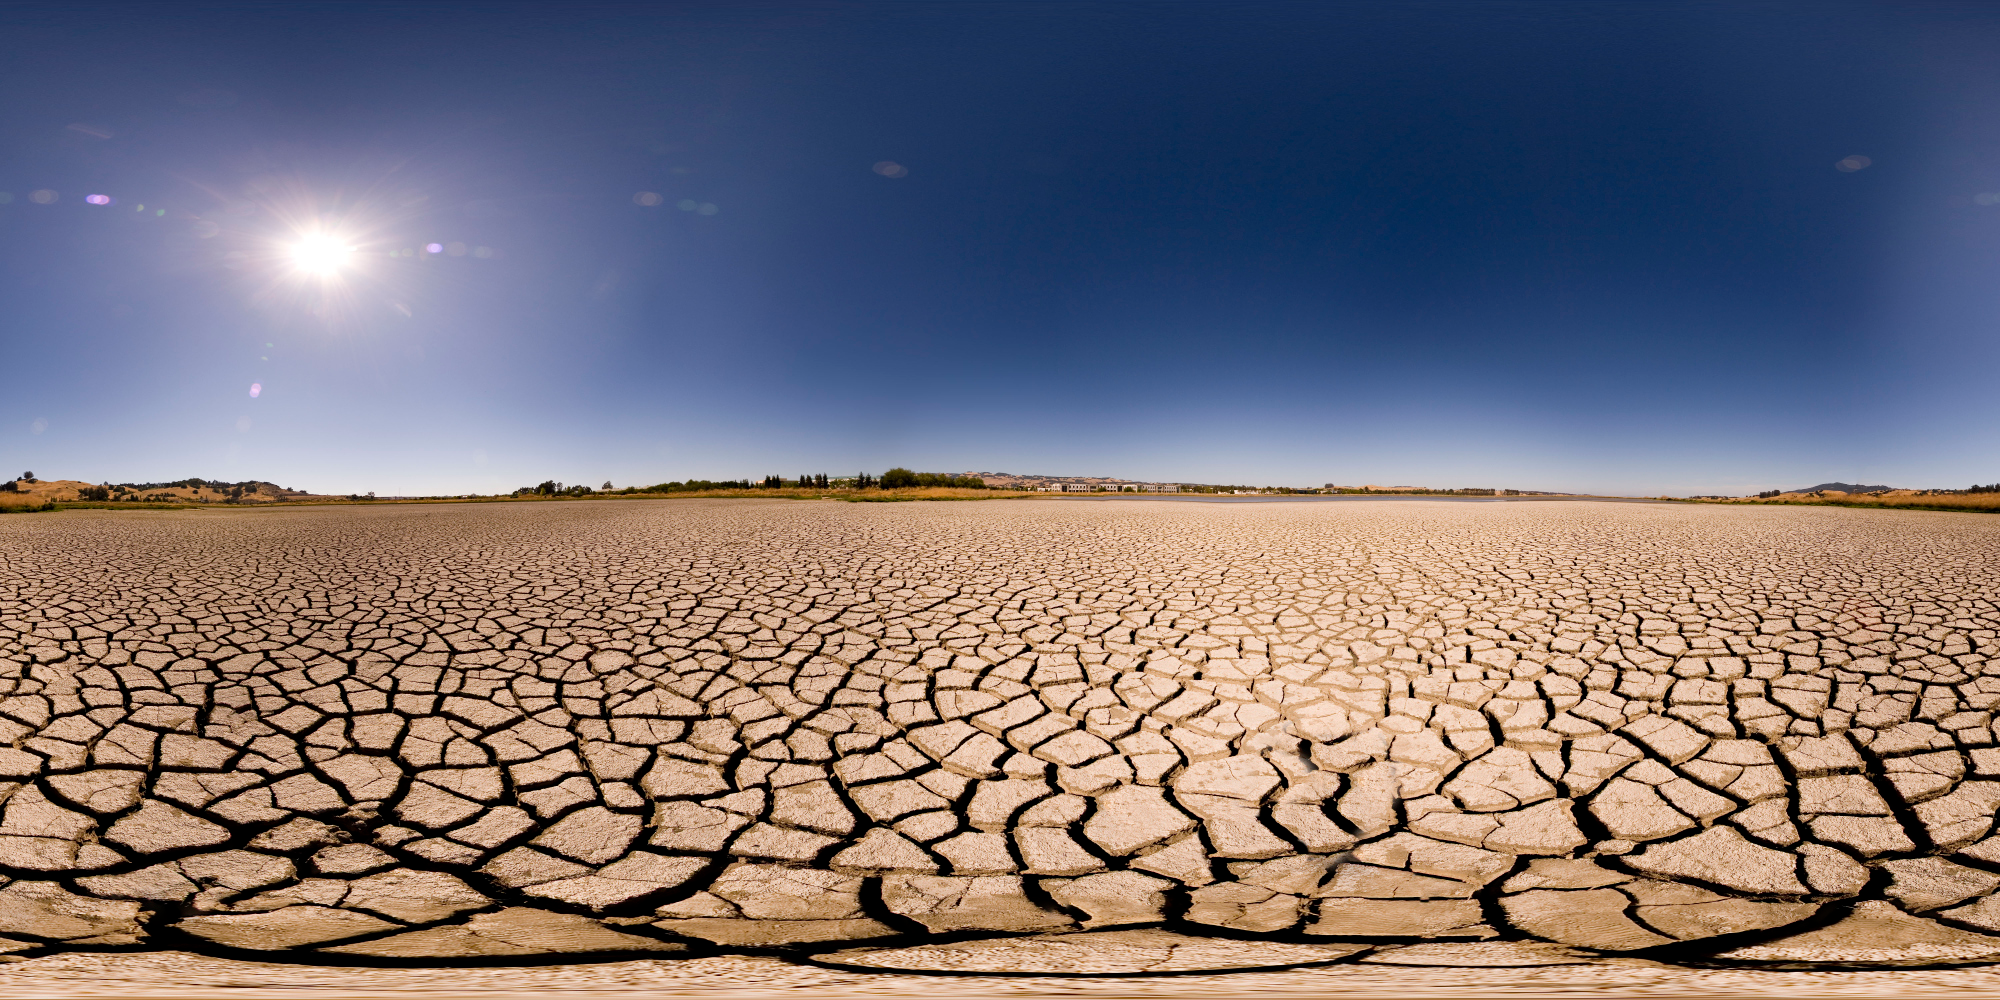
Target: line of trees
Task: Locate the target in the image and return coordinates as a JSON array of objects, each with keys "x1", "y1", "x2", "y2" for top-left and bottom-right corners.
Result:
[
  {"x1": 516, "y1": 480, "x2": 608, "y2": 496},
  {"x1": 514, "y1": 470, "x2": 987, "y2": 496},
  {"x1": 878, "y1": 468, "x2": 985, "y2": 488}
]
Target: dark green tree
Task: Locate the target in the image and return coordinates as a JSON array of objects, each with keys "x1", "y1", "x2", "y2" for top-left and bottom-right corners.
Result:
[{"x1": 880, "y1": 467, "x2": 918, "y2": 489}]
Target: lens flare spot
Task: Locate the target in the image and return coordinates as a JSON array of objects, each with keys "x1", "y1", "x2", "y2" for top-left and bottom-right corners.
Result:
[
  {"x1": 1836, "y1": 155, "x2": 1872, "y2": 172},
  {"x1": 426, "y1": 242, "x2": 442, "y2": 253},
  {"x1": 85, "y1": 194, "x2": 112, "y2": 205},
  {"x1": 248, "y1": 383, "x2": 262, "y2": 398}
]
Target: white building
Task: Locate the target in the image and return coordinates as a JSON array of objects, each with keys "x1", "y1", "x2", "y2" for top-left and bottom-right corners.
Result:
[{"x1": 1145, "y1": 484, "x2": 1180, "y2": 493}]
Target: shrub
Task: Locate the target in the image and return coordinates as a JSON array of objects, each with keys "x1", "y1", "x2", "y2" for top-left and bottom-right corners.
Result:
[{"x1": 880, "y1": 468, "x2": 918, "y2": 489}]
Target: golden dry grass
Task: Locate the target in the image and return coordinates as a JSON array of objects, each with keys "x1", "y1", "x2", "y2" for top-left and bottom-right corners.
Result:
[{"x1": 1700, "y1": 493, "x2": 2000, "y2": 513}]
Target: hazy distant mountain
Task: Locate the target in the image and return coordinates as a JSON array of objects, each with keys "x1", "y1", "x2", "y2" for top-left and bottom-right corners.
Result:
[{"x1": 1796, "y1": 482, "x2": 1896, "y2": 493}]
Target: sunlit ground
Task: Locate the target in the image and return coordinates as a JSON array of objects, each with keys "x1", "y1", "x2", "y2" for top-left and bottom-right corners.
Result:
[{"x1": 6, "y1": 951, "x2": 2000, "y2": 999}]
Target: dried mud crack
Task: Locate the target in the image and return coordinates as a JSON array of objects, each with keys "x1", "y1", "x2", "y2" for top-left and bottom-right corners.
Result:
[{"x1": 3, "y1": 497, "x2": 2000, "y2": 977}]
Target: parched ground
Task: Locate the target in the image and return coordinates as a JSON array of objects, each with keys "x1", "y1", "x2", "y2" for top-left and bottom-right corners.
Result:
[{"x1": 3, "y1": 498, "x2": 2000, "y2": 988}]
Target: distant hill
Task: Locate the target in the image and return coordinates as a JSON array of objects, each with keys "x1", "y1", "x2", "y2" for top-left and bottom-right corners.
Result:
[
  {"x1": 4, "y1": 476, "x2": 338, "y2": 504},
  {"x1": 1796, "y1": 482, "x2": 1896, "y2": 493}
]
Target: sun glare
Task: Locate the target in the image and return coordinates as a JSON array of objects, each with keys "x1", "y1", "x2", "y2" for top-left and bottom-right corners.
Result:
[{"x1": 289, "y1": 234, "x2": 353, "y2": 274}]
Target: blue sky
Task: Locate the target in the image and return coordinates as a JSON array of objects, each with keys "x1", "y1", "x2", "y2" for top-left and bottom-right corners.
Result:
[{"x1": 3, "y1": 1, "x2": 1998, "y2": 496}]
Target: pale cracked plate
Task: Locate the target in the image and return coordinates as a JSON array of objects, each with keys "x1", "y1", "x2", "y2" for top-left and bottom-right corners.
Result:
[
  {"x1": 1359, "y1": 941, "x2": 1600, "y2": 967},
  {"x1": 812, "y1": 928, "x2": 1371, "y2": 974}
]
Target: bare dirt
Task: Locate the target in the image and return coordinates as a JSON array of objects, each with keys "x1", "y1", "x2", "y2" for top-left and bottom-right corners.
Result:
[{"x1": 3, "y1": 498, "x2": 1998, "y2": 993}]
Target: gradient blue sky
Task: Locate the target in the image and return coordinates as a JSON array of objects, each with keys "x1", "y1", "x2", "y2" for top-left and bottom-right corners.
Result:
[{"x1": 4, "y1": 1, "x2": 1998, "y2": 496}]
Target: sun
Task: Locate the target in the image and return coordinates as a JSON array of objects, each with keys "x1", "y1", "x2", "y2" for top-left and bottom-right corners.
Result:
[{"x1": 289, "y1": 234, "x2": 353, "y2": 275}]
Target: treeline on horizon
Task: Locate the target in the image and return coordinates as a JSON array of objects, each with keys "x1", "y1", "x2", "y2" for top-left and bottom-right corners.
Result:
[
  {"x1": 511, "y1": 468, "x2": 987, "y2": 497},
  {"x1": 502, "y1": 475, "x2": 1532, "y2": 498}
]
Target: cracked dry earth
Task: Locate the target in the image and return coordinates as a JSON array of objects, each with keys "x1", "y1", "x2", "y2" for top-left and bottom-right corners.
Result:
[{"x1": 4, "y1": 498, "x2": 2000, "y2": 991}]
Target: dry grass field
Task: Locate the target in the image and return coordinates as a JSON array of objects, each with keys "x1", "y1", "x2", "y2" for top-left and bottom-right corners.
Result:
[
  {"x1": 1699, "y1": 493, "x2": 2000, "y2": 514},
  {"x1": 3, "y1": 498, "x2": 2000, "y2": 995}
]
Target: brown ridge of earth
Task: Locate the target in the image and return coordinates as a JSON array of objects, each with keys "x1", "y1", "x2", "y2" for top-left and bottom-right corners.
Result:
[{"x1": 1, "y1": 499, "x2": 1999, "y2": 976}]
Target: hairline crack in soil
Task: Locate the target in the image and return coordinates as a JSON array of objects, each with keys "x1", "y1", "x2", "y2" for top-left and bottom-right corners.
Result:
[{"x1": 1, "y1": 498, "x2": 1998, "y2": 976}]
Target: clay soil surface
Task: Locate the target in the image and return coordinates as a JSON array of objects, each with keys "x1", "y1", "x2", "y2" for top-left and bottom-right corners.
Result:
[
  {"x1": 8, "y1": 949, "x2": 2000, "y2": 998},
  {"x1": 4, "y1": 499, "x2": 2000, "y2": 993}
]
